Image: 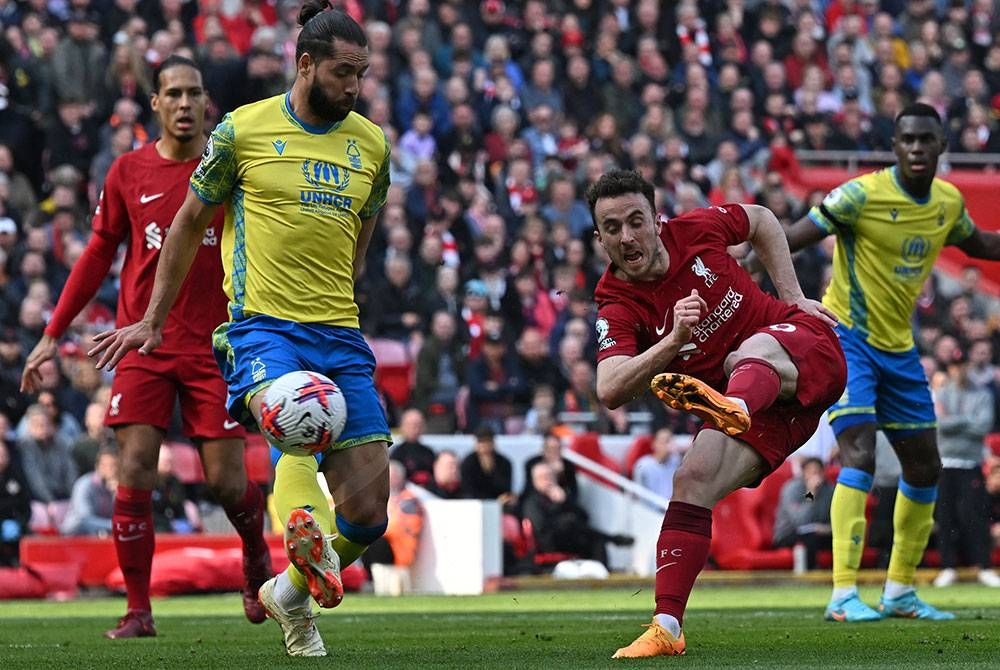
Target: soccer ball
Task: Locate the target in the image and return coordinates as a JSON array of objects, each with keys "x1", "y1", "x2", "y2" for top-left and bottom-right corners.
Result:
[{"x1": 259, "y1": 371, "x2": 348, "y2": 457}]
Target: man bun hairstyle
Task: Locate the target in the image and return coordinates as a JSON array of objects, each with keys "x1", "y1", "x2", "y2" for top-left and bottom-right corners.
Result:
[
  {"x1": 296, "y1": 0, "x2": 367, "y2": 63},
  {"x1": 585, "y1": 169, "x2": 657, "y2": 221},
  {"x1": 153, "y1": 54, "x2": 201, "y2": 92}
]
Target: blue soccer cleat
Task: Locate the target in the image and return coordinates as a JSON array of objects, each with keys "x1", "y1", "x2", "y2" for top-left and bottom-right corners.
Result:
[
  {"x1": 824, "y1": 593, "x2": 882, "y2": 622},
  {"x1": 878, "y1": 592, "x2": 956, "y2": 620}
]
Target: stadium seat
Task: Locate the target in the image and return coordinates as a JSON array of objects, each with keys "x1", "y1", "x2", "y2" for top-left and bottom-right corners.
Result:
[
  {"x1": 244, "y1": 434, "x2": 273, "y2": 487},
  {"x1": 623, "y1": 435, "x2": 653, "y2": 479},
  {"x1": 710, "y1": 488, "x2": 794, "y2": 570},
  {"x1": 369, "y1": 337, "x2": 414, "y2": 408},
  {"x1": 567, "y1": 433, "x2": 623, "y2": 487},
  {"x1": 520, "y1": 517, "x2": 577, "y2": 567},
  {"x1": 168, "y1": 441, "x2": 205, "y2": 484},
  {"x1": 986, "y1": 433, "x2": 1000, "y2": 458}
]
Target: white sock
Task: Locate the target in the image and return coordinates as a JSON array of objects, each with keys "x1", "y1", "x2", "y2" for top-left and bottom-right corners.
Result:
[
  {"x1": 831, "y1": 586, "x2": 856, "y2": 602},
  {"x1": 654, "y1": 613, "x2": 681, "y2": 637},
  {"x1": 274, "y1": 571, "x2": 310, "y2": 609},
  {"x1": 882, "y1": 580, "x2": 914, "y2": 600},
  {"x1": 727, "y1": 396, "x2": 749, "y2": 415}
]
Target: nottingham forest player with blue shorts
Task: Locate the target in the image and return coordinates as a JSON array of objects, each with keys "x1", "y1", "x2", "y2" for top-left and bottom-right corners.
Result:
[
  {"x1": 781, "y1": 103, "x2": 1000, "y2": 622},
  {"x1": 92, "y1": 3, "x2": 391, "y2": 657}
]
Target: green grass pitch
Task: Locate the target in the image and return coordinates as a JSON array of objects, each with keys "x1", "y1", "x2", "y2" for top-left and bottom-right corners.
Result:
[{"x1": 1, "y1": 584, "x2": 998, "y2": 669}]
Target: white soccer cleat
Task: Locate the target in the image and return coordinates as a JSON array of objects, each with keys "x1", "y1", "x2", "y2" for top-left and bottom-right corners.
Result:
[
  {"x1": 933, "y1": 568, "x2": 957, "y2": 588},
  {"x1": 257, "y1": 576, "x2": 327, "y2": 657},
  {"x1": 978, "y1": 569, "x2": 1000, "y2": 588}
]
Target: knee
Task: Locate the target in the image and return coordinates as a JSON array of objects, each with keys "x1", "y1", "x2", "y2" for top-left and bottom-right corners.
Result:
[
  {"x1": 838, "y1": 445, "x2": 876, "y2": 473},
  {"x1": 901, "y1": 457, "x2": 942, "y2": 488},
  {"x1": 118, "y1": 450, "x2": 157, "y2": 489},
  {"x1": 670, "y1": 461, "x2": 714, "y2": 505},
  {"x1": 206, "y1": 472, "x2": 246, "y2": 506}
]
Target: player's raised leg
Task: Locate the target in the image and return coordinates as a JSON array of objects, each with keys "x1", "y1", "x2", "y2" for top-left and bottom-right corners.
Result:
[{"x1": 262, "y1": 452, "x2": 334, "y2": 657}]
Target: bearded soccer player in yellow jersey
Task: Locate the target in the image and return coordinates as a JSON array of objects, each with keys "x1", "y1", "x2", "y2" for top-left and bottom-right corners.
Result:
[
  {"x1": 782, "y1": 103, "x2": 1000, "y2": 622},
  {"x1": 91, "y1": 3, "x2": 390, "y2": 657}
]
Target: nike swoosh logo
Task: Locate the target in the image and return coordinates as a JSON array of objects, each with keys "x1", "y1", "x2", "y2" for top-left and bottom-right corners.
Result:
[
  {"x1": 117, "y1": 534, "x2": 145, "y2": 542},
  {"x1": 223, "y1": 419, "x2": 241, "y2": 430},
  {"x1": 140, "y1": 192, "x2": 164, "y2": 204},
  {"x1": 655, "y1": 562, "x2": 678, "y2": 572},
  {"x1": 654, "y1": 311, "x2": 670, "y2": 336}
]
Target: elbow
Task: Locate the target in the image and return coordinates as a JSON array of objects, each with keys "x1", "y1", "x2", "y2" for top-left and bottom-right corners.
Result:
[{"x1": 596, "y1": 381, "x2": 624, "y2": 410}]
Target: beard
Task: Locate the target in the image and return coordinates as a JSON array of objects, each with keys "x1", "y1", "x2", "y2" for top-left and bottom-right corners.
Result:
[{"x1": 308, "y1": 81, "x2": 352, "y2": 124}]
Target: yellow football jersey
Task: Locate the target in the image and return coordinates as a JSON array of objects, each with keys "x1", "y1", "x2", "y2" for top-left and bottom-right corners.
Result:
[
  {"x1": 191, "y1": 92, "x2": 390, "y2": 326},
  {"x1": 808, "y1": 166, "x2": 974, "y2": 352}
]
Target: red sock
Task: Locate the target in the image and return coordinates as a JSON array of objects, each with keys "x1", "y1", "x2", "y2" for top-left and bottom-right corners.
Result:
[
  {"x1": 113, "y1": 486, "x2": 155, "y2": 613},
  {"x1": 725, "y1": 358, "x2": 781, "y2": 415},
  {"x1": 654, "y1": 501, "x2": 713, "y2": 626},
  {"x1": 222, "y1": 483, "x2": 269, "y2": 575}
]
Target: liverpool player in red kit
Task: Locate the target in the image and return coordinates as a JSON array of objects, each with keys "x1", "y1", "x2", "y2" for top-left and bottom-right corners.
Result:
[
  {"x1": 21, "y1": 55, "x2": 272, "y2": 638},
  {"x1": 588, "y1": 170, "x2": 846, "y2": 658}
]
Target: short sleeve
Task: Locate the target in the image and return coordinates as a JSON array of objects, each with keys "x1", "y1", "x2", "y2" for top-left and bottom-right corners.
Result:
[
  {"x1": 595, "y1": 302, "x2": 639, "y2": 362},
  {"x1": 807, "y1": 179, "x2": 865, "y2": 236},
  {"x1": 90, "y1": 158, "x2": 129, "y2": 244},
  {"x1": 945, "y1": 202, "x2": 975, "y2": 245},
  {"x1": 190, "y1": 114, "x2": 238, "y2": 205},
  {"x1": 359, "y1": 131, "x2": 391, "y2": 220}
]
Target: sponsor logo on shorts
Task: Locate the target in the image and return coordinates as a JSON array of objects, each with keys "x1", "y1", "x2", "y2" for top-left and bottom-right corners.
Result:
[
  {"x1": 223, "y1": 419, "x2": 240, "y2": 430},
  {"x1": 110, "y1": 393, "x2": 122, "y2": 416}
]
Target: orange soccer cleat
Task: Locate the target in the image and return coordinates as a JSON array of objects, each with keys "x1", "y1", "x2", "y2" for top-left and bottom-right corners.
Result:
[
  {"x1": 612, "y1": 619, "x2": 686, "y2": 659},
  {"x1": 284, "y1": 508, "x2": 344, "y2": 609},
  {"x1": 650, "y1": 372, "x2": 750, "y2": 436}
]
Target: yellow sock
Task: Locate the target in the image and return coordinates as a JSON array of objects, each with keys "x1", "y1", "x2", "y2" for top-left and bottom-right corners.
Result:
[
  {"x1": 274, "y1": 454, "x2": 333, "y2": 593},
  {"x1": 329, "y1": 531, "x2": 369, "y2": 567},
  {"x1": 831, "y1": 482, "x2": 869, "y2": 589},
  {"x1": 886, "y1": 486, "x2": 935, "y2": 587}
]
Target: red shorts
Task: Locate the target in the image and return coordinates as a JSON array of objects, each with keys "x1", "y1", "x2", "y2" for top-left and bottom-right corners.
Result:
[
  {"x1": 729, "y1": 313, "x2": 846, "y2": 473},
  {"x1": 106, "y1": 349, "x2": 246, "y2": 441}
]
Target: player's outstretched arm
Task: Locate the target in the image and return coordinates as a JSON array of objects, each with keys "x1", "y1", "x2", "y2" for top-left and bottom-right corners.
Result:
[
  {"x1": 743, "y1": 204, "x2": 837, "y2": 327},
  {"x1": 955, "y1": 228, "x2": 1000, "y2": 260},
  {"x1": 89, "y1": 189, "x2": 219, "y2": 370}
]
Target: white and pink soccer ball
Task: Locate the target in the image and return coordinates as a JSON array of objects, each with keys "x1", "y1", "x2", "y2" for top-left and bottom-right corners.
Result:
[{"x1": 259, "y1": 371, "x2": 347, "y2": 457}]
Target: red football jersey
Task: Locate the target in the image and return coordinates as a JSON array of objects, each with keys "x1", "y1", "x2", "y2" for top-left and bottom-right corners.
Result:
[
  {"x1": 94, "y1": 142, "x2": 228, "y2": 354},
  {"x1": 594, "y1": 204, "x2": 800, "y2": 391}
]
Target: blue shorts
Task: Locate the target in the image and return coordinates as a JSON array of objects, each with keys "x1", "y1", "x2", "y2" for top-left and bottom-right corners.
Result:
[
  {"x1": 212, "y1": 314, "x2": 391, "y2": 456},
  {"x1": 828, "y1": 324, "x2": 936, "y2": 435}
]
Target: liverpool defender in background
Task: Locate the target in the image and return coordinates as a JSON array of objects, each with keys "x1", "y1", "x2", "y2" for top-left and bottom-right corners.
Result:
[
  {"x1": 589, "y1": 170, "x2": 846, "y2": 658},
  {"x1": 21, "y1": 55, "x2": 272, "y2": 639}
]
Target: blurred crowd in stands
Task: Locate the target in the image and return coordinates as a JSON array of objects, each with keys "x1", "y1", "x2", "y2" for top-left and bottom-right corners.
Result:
[{"x1": 3, "y1": 0, "x2": 1000, "y2": 565}]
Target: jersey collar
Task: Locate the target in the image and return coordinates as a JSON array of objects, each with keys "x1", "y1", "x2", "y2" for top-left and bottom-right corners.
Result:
[
  {"x1": 890, "y1": 165, "x2": 931, "y2": 205},
  {"x1": 282, "y1": 92, "x2": 345, "y2": 135}
]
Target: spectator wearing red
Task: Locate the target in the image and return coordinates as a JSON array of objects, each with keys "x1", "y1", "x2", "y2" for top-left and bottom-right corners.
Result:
[{"x1": 784, "y1": 30, "x2": 832, "y2": 90}]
